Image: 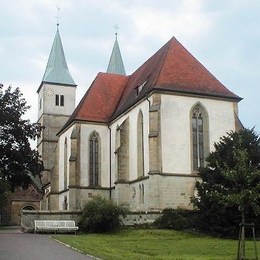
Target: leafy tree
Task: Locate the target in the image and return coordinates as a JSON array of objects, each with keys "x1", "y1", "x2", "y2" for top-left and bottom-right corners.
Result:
[
  {"x1": 0, "y1": 84, "x2": 43, "y2": 192},
  {"x1": 192, "y1": 128, "x2": 260, "y2": 244}
]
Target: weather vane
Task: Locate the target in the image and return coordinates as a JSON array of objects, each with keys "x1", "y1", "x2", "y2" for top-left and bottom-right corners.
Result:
[{"x1": 56, "y1": 5, "x2": 61, "y2": 26}]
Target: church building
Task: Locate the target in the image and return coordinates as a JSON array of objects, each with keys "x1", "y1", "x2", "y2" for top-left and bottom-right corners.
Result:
[{"x1": 38, "y1": 25, "x2": 242, "y2": 212}]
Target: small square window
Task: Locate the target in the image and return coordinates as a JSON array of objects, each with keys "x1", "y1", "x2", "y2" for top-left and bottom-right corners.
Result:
[
  {"x1": 55, "y1": 95, "x2": 59, "y2": 106},
  {"x1": 60, "y1": 95, "x2": 64, "y2": 106},
  {"x1": 55, "y1": 94, "x2": 65, "y2": 106}
]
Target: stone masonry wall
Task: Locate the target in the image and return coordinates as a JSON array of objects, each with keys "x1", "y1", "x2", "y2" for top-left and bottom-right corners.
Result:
[{"x1": 21, "y1": 210, "x2": 161, "y2": 232}]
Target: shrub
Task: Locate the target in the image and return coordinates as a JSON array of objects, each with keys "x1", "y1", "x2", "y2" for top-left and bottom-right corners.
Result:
[
  {"x1": 154, "y1": 208, "x2": 195, "y2": 230},
  {"x1": 79, "y1": 196, "x2": 127, "y2": 233},
  {"x1": 195, "y1": 205, "x2": 241, "y2": 237}
]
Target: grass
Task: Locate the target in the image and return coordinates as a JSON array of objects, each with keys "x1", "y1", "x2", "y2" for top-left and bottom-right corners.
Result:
[
  {"x1": 0, "y1": 226, "x2": 17, "y2": 231},
  {"x1": 53, "y1": 229, "x2": 260, "y2": 260}
]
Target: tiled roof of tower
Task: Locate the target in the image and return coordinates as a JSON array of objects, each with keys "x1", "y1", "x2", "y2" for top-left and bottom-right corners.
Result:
[
  {"x1": 39, "y1": 26, "x2": 76, "y2": 91},
  {"x1": 111, "y1": 37, "x2": 241, "y2": 120},
  {"x1": 59, "y1": 72, "x2": 128, "y2": 133},
  {"x1": 106, "y1": 35, "x2": 126, "y2": 75}
]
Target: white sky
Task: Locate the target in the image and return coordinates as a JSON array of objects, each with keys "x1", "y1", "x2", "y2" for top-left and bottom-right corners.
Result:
[{"x1": 0, "y1": 0, "x2": 259, "y2": 136}]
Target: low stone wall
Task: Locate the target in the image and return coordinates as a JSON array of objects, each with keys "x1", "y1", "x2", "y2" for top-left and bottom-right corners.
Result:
[
  {"x1": 122, "y1": 212, "x2": 161, "y2": 226},
  {"x1": 21, "y1": 210, "x2": 82, "y2": 232},
  {"x1": 21, "y1": 210, "x2": 161, "y2": 232}
]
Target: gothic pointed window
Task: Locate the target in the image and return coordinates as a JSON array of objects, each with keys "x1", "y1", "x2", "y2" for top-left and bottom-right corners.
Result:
[
  {"x1": 137, "y1": 110, "x2": 144, "y2": 177},
  {"x1": 116, "y1": 118, "x2": 129, "y2": 181},
  {"x1": 191, "y1": 104, "x2": 209, "y2": 171},
  {"x1": 89, "y1": 131, "x2": 100, "y2": 186}
]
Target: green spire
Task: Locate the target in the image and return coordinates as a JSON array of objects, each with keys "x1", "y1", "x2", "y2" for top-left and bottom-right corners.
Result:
[
  {"x1": 42, "y1": 25, "x2": 76, "y2": 86},
  {"x1": 107, "y1": 34, "x2": 126, "y2": 75}
]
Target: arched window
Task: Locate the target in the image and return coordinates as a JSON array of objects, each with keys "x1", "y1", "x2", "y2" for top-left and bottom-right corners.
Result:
[
  {"x1": 116, "y1": 118, "x2": 129, "y2": 181},
  {"x1": 139, "y1": 183, "x2": 144, "y2": 205},
  {"x1": 89, "y1": 131, "x2": 100, "y2": 186},
  {"x1": 22, "y1": 206, "x2": 36, "y2": 211},
  {"x1": 191, "y1": 104, "x2": 209, "y2": 171},
  {"x1": 137, "y1": 110, "x2": 144, "y2": 177}
]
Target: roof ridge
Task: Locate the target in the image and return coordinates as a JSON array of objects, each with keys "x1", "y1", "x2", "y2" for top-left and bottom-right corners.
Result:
[
  {"x1": 155, "y1": 36, "x2": 241, "y2": 99},
  {"x1": 154, "y1": 37, "x2": 176, "y2": 86}
]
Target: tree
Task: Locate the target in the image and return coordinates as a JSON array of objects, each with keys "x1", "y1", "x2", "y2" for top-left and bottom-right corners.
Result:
[
  {"x1": 0, "y1": 84, "x2": 43, "y2": 191},
  {"x1": 192, "y1": 128, "x2": 260, "y2": 258}
]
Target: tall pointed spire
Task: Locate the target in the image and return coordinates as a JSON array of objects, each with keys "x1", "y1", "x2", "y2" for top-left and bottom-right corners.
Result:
[
  {"x1": 106, "y1": 31, "x2": 126, "y2": 76},
  {"x1": 41, "y1": 25, "x2": 76, "y2": 86}
]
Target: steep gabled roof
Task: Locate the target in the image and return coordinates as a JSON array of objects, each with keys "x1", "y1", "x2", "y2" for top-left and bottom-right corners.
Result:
[
  {"x1": 38, "y1": 26, "x2": 76, "y2": 92},
  {"x1": 106, "y1": 35, "x2": 126, "y2": 75},
  {"x1": 59, "y1": 72, "x2": 128, "y2": 134},
  {"x1": 111, "y1": 37, "x2": 241, "y2": 120},
  {"x1": 59, "y1": 36, "x2": 242, "y2": 131}
]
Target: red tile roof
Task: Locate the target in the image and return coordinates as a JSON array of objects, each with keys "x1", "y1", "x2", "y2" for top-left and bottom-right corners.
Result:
[
  {"x1": 112, "y1": 37, "x2": 241, "y2": 119},
  {"x1": 59, "y1": 37, "x2": 241, "y2": 133},
  {"x1": 59, "y1": 72, "x2": 128, "y2": 132}
]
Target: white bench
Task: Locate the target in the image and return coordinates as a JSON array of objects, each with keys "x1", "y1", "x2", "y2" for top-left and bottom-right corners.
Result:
[{"x1": 34, "y1": 220, "x2": 78, "y2": 234}]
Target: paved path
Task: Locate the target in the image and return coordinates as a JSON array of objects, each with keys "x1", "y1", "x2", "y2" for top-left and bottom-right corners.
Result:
[{"x1": 0, "y1": 227, "x2": 96, "y2": 260}]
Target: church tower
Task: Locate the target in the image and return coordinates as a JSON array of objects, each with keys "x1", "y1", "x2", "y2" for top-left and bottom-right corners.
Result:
[{"x1": 37, "y1": 24, "x2": 76, "y2": 189}]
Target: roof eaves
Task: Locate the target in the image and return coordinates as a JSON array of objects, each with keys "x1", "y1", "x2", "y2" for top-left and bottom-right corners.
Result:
[
  {"x1": 152, "y1": 87, "x2": 243, "y2": 101},
  {"x1": 37, "y1": 81, "x2": 77, "y2": 94},
  {"x1": 57, "y1": 118, "x2": 109, "y2": 137}
]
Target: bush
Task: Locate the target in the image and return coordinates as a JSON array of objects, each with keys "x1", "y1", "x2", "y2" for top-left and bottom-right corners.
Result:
[
  {"x1": 195, "y1": 205, "x2": 241, "y2": 237},
  {"x1": 79, "y1": 196, "x2": 127, "y2": 233},
  {"x1": 154, "y1": 208, "x2": 195, "y2": 230}
]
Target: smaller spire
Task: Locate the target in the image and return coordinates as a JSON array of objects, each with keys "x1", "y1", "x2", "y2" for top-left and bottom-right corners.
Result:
[{"x1": 106, "y1": 27, "x2": 126, "y2": 76}]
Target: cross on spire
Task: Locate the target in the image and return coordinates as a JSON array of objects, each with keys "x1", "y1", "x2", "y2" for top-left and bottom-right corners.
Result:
[
  {"x1": 56, "y1": 5, "x2": 61, "y2": 27},
  {"x1": 114, "y1": 24, "x2": 119, "y2": 38}
]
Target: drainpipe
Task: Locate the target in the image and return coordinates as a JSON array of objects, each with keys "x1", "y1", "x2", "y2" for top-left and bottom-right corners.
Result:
[{"x1": 108, "y1": 125, "x2": 112, "y2": 199}]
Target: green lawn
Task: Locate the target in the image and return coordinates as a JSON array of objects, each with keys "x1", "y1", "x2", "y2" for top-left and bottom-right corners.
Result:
[{"x1": 53, "y1": 229, "x2": 259, "y2": 260}]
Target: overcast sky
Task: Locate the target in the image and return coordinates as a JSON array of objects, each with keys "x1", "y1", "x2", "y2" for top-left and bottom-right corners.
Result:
[{"x1": 1, "y1": 0, "x2": 259, "y2": 137}]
